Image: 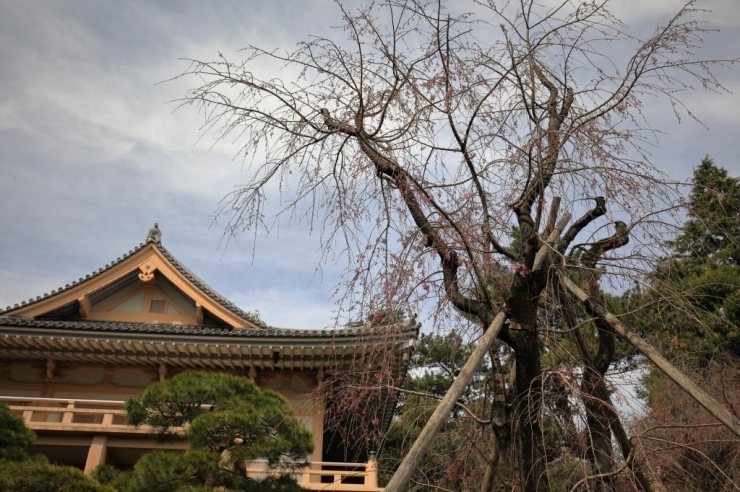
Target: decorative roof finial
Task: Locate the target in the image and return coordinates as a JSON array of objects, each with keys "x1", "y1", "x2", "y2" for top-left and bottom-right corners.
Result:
[{"x1": 146, "y1": 222, "x2": 162, "y2": 243}]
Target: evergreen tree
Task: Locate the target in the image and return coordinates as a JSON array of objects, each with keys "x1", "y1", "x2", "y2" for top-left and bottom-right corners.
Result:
[
  {"x1": 0, "y1": 402, "x2": 35, "y2": 462},
  {"x1": 637, "y1": 157, "x2": 740, "y2": 362},
  {"x1": 671, "y1": 157, "x2": 740, "y2": 265}
]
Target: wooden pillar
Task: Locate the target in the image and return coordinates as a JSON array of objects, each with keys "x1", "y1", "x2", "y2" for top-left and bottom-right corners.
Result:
[
  {"x1": 62, "y1": 401, "x2": 75, "y2": 424},
  {"x1": 366, "y1": 452, "x2": 378, "y2": 488},
  {"x1": 84, "y1": 436, "x2": 108, "y2": 474},
  {"x1": 42, "y1": 359, "x2": 57, "y2": 397},
  {"x1": 314, "y1": 368, "x2": 325, "y2": 463}
]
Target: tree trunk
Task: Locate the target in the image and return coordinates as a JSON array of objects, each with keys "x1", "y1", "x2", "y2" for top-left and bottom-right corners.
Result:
[
  {"x1": 582, "y1": 262, "x2": 618, "y2": 491},
  {"x1": 582, "y1": 366, "x2": 616, "y2": 492},
  {"x1": 510, "y1": 326, "x2": 548, "y2": 492},
  {"x1": 507, "y1": 286, "x2": 549, "y2": 492}
]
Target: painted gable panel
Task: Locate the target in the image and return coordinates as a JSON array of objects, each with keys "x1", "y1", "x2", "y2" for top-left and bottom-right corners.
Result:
[
  {"x1": 81, "y1": 271, "x2": 199, "y2": 324},
  {"x1": 89, "y1": 274, "x2": 140, "y2": 310},
  {"x1": 155, "y1": 276, "x2": 196, "y2": 316},
  {"x1": 108, "y1": 292, "x2": 147, "y2": 313}
]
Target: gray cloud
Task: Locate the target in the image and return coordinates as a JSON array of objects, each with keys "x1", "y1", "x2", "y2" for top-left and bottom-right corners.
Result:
[{"x1": 0, "y1": 0, "x2": 738, "y2": 328}]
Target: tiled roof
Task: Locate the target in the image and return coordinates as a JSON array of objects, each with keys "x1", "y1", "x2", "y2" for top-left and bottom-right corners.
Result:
[
  {"x1": 0, "y1": 238, "x2": 267, "y2": 328},
  {"x1": 0, "y1": 315, "x2": 416, "y2": 339}
]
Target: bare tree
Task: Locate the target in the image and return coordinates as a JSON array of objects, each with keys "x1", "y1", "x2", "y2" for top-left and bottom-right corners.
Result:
[{"x1": 173, "y1": 1, "x2": 736, "y2": 490}]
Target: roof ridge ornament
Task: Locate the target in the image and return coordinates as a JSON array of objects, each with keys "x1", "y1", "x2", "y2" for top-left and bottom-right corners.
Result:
[{"x1": 146, "y1": 223, "x2": 162, "y2": 243}]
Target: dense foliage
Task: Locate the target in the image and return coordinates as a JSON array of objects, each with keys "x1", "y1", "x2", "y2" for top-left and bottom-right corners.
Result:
[{"x1": 0, "y1": 401, "x2": 35, "y2": 461}]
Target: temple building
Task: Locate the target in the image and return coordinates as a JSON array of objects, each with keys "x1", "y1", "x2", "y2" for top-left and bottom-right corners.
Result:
[{"x1": 0, "y1": 225, "x2": 418, "y2": 491}]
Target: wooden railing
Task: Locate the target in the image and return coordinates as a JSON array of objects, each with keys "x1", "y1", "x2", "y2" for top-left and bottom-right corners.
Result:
[
  {"x1": 247, "y1": 460, "x2": 382, "y2": 492},
  {"x1": 0, "y1": 396, "x2": 383, "y2": 491},
  {"x1": 0, "y1": 396, "x2": 151, "y2": 434}
]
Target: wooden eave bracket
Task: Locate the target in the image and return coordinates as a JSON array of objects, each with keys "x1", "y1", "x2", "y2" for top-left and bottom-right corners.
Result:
[
  {"x1": 77, "y1": 295, "x2": 91, "y2": 319},
  {"x1": 195, "y1": 303, "x2": 204, "y2": 325}
]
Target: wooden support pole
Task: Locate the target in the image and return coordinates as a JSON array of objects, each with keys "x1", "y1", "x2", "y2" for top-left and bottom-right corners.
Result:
[{"x1": 384, "y1": 313, "x2": 507, "y2": 492}]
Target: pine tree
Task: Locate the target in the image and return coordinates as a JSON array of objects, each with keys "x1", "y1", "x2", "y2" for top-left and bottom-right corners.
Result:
[
  {"x1": 96, "y1": 372, "x2": 313, "y2": 492},
  {"x1": 671, "y1": 157, "x2": 740, "y2": 265},
  {"x1": 0, "y1": 404, "x2": 112, "y2": 492}
]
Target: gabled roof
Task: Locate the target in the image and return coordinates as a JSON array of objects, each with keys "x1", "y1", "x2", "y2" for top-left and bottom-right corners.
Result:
[
  {"x1": 0, "y1": 226, "x2": 420, "y2": 372},
  {"x1": 1, "y1": 235, "x2": 266, "y2": 329}
]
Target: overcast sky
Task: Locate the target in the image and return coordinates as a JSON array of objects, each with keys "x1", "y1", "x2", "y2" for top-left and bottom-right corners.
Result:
[{"x1": 0, "y1": 0, "x2": 738, "y2": 329}]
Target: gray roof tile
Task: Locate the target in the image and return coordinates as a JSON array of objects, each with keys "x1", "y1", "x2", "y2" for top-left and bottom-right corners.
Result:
[{"x1": 0, "y1": 315, "x2": 419, "y2": 340}]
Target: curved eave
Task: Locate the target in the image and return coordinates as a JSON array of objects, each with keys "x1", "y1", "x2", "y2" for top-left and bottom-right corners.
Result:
[{"x1": 0, "y1": 322, "x2": 419, "y2": 372}]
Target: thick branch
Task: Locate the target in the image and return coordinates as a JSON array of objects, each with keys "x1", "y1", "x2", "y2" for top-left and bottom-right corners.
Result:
[
  {"x1": 574, "y1": 220, "x2": 628, "y2": 372},
  {"x1": 512, "y1": 62, "x2": 574, "y2": 249},
  {"x1": 321, "y1": 109, "x2": 489, "y2": 319},
  {"x1": 532, "y1": 211, "x2": 571, "y2": 273},
  {"x1": 487, "y1": 230, "x2": 519, "y2": 262},
  {"x1": 580, "y1": 221, "x2": 630, "y2": 272},
  {"x1": 544, "y1": 197, "x2": 562, "y2": 237},
  {"x1": 557, "y1": 196, "x2": 607, "y2": 254}
]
